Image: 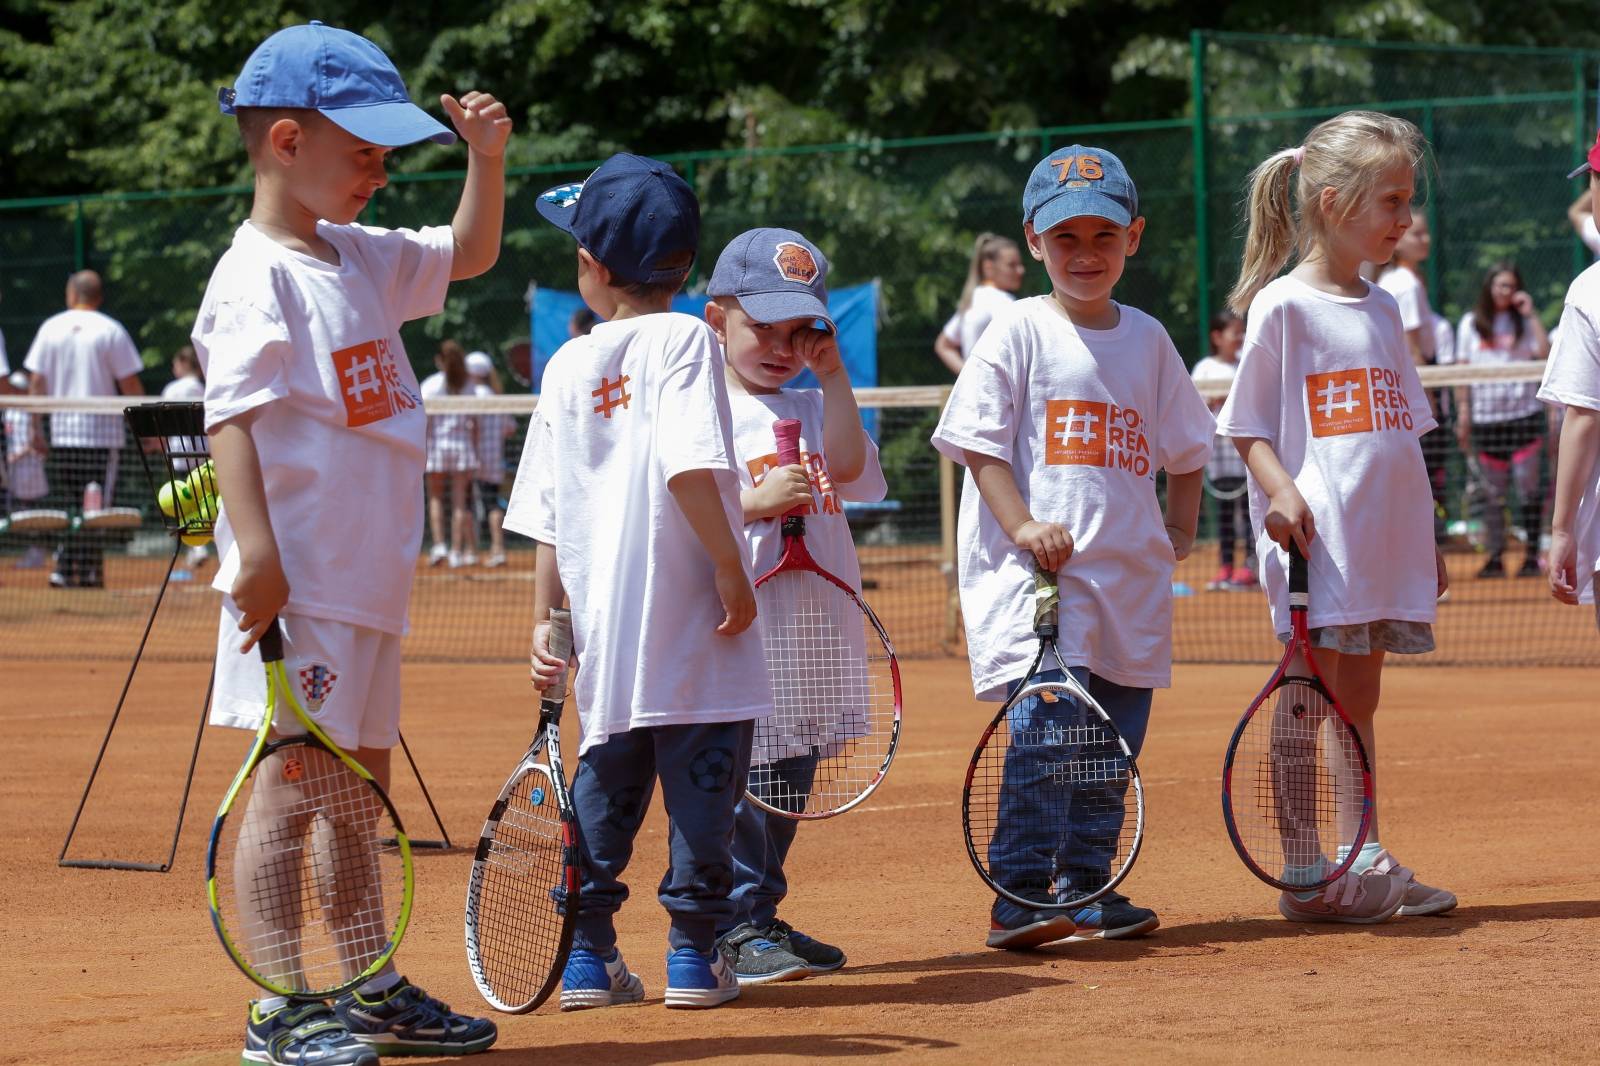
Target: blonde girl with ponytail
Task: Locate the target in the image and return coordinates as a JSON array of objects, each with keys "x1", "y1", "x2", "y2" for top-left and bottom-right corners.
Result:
[
  {"x1": 934, "y1": 233, "x2": 1025, "y2": 374},
  {"x1": 1216, "y1": 111, "x2": 1458, "y2": 925}
]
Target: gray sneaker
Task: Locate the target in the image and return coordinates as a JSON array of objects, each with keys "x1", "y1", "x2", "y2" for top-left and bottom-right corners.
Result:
[{"x1": 716, "y1": 924, "x2": 809, "y2": 985}]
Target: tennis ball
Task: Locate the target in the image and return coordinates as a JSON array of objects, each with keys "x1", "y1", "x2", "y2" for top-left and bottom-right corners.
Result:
[
  {"x1": 159, "y1": 478, "x2": 198, "y2": 519},
  {"x1": 180, "y1": 520, "x2": 212, "y2": 547}
]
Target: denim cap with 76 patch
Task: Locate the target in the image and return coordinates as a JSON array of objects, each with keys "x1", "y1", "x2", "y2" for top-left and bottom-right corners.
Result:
[
  {"x1": 707, "y1": 228, "x2": 834, "y2": 332},
  {"x1": 536, "y1": 154, "x2": 701, "y2": 285},
  {"x1": 1023, "y1": 145, "x2": 1139, "y2": 232},
  {"x1": 217, "y1": 21, "x2": 455, "y2": 148}
]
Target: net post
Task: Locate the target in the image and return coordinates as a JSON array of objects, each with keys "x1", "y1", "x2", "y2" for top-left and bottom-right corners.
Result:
[{"x1": 1190, "y1": 28, "x2": 1212, "y2": 359}]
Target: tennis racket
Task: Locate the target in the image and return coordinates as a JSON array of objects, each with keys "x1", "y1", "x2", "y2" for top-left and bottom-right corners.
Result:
[
  {"x1": 1221, "y1": 543, "x2": 1374, "y2": 891},
  {"x1": 206, "y1": 618, "x2": 414, "y2": 998},
  {"x1": 749, "y1": 417, "x2": 902, "y2": 819},
  {"x1": 962, "y1": 567, "x2": 1143, "y2": 910},
  {"x1": 464, "y1": 607, "x2": 579, "y2": 1013}
]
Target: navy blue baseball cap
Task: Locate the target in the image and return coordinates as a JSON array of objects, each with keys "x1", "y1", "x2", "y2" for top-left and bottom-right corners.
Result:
[
  {"x1": 218, "y1": 21, "x2": 455, "y2": 148},
  {"x1": 707, "y1": 228, "x2": 833, "y2": 332},
  {"x1": 536, "y1": 154, "x2": 701, "y2": 285},
  {"x1": 1023, "y1": 145, "x2": 1139, "y2": 231}
]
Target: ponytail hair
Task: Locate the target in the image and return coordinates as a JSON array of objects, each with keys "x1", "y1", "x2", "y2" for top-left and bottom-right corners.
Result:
[
  {"x1": 438, "y1": 339, "x2": 468, "y2": 393},
  {"x1": 957, "y1": 232, "x2": 1019, "y2": 314},
  {"x1": 1228, "y1": 110, "x2": 1426, "y2": 314}
]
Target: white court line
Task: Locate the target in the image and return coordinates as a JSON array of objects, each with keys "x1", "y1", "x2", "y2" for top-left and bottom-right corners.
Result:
[
  {"x1": 863, "y1": 800, "x2": 956, "y2": 813},
  {"x1": 894, "y1": 749, "x2": 960, "y2": 760},
  {"x1": 1, "y1": 710, "x2": 106, "y2": 722}
]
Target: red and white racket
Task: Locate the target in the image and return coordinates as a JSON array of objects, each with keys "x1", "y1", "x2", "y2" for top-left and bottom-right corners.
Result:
[{"x1": 748, "y1": 418, "x2": 902, "y2": 819}]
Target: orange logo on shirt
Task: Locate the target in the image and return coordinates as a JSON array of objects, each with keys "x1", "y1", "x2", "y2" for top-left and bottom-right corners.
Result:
[
  {"x1": 333, "y1": 338, "x2": 418, "y2": 428},
  {"x1": 1306, "y1": 368, "x2": 1414, "y2": 438},
  {"x1": 1044, "y1": 398, "x2": 1150, "y2": 477},
  {"x1": 748, "y1": 449, "x2": 840, "y2": 515},
  {"x1": 592, "y1": 375, "x2": 632, "y2": 418}
]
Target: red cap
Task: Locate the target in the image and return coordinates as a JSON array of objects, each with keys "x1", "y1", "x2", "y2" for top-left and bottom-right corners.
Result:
[{"x1": 1567, "y1": 131, "x2": 1600, "y2": 179}]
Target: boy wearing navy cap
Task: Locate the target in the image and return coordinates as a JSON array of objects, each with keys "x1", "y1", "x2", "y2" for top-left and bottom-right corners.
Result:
[
  {"x1": 932, "y1": 146, "x2": 1214, "y2": 949},
  {"x1": 508, "y1": 154, "x2": 774, "y2": 1010},
  {"x1": 193, "y1": 21, "x2": 508, "y2": 1064},
  {"x1": 700, "y1": 228, "x2": 886, "y2": 983}
]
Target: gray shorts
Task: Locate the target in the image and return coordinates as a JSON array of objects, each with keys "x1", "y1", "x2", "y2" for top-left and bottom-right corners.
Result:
[{"x1": 1276, "y1": 619, "x2": 1435, "y2": 656}]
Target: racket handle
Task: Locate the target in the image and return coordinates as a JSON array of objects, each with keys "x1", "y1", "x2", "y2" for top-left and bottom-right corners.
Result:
[
  {"x1": 773, "y1": 418, "x2": 803, "y2": 466},
  {"x1": 1033, "y1": 568, "x2": 1059, "y2": 639},
  {"x1": 258, "y1": 618, "x2": 285, "y2": 664},
  {"x1": 547, "y1": 608, "x2": 574, "y2": 701},
  {"x1": 1288, "y1": 540, "x2": 1308, "y2": 602}
]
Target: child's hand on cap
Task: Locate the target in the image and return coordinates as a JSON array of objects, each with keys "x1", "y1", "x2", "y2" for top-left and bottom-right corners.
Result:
[
  {"x1": 794, "y1": 327, "x2": 843, "y2": 379},
  {"x1": 441, "y1": 91, "x2": 512, "y2": 158}
]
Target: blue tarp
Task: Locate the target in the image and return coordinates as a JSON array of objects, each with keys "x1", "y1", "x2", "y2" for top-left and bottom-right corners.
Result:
[{"x1": 530, "y1": 282, "x2": 880, "y2": 393}]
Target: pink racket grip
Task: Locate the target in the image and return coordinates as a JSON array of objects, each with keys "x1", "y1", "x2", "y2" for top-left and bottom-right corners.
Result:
[{"x1": 773, "y1": 419, "x2": 803, "y2": 466}]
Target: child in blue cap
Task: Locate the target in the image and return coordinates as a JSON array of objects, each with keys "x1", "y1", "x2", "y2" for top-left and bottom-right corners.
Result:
[
  {"x1": 509, "y1": 154, "x2": 774, "y2": 1010},
  {"x1": 932, "y1": 146, "x2": 1215, "y2": 949},
  {"x1": 192, "y1": 21, "x2": 508, "y2": 1065}
]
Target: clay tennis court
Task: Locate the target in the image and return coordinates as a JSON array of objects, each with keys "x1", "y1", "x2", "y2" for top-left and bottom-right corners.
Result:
[{"x1": 6, "y1": 641, "x2": 1596, "y2": 1064}]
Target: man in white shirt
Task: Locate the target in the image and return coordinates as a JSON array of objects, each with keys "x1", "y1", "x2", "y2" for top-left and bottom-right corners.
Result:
[{"x1": 24, "y1": 270, "x2": 144, "y2": 587}]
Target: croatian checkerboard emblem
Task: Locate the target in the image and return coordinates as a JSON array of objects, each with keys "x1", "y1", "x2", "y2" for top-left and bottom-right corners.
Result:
[
  {"x1": 298, "y1": 662, "x2": 338, "y2": 713},
  {"x1": 542, "y1": 183, "x2": 583, "y2": 208},
  {"x1": 772, "y1": 241, "x2": 819, "y2": 284}
]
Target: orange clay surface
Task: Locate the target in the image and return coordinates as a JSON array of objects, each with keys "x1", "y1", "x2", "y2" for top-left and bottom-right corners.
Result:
[{"x1": 4, "y1": 656, "x2": 1598, "y2": 1065}]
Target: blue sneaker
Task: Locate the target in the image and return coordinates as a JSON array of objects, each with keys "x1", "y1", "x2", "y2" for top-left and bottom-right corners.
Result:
[
  {"x1": 334, "y1": 978, "x2": 496, "y2": 1057},
  {"x1": 664, "y1": 946, "x2": 740, "y2": 1009},
  {"x1": 985, "y1": 906, "x2": 1076, "y2": 950},
  {"x1": 561, "y1": 947, "x2": 646, "y2": 1011},
  {"x1": 243, "y1": 1001, "x2": 378, "y2": 1066},
  {"x1": 1065, "y1": 894, "x2": 1160, "y2": 941}
]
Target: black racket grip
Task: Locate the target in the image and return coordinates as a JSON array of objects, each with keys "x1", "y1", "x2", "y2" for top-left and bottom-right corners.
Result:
[
  {"x1": 546, "y1": 608, "x2": 573, "y2": 702},
  {"x1": 1033, "y1": 568, "x2": 1060, "y2": 639},
  {"x1": 258, "y1": 617, "x2": 285, "y2": 663},
  {"x1": 1288, "y1": 541, "x2": 1308, "y2": 602}
]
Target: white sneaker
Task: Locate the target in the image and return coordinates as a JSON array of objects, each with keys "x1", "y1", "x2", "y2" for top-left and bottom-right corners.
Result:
[
  {"x1": 428, "y1": 544, "x2": 449, "y2": 567},
  {"x1": 459, "y1": 552, "x2": 478, "y2": 567},
  {"x1": 447, "y1": 551, "x2": 463, "y2": 569},
  {"x1": 1364, "y1": 848, "x2": 1458, "y2": 916},
  {"x1": 1278, "y1": 867, "x2": 1406, "y2": 924},
  {"x1": 485, "y1": 553, "x2": 507, "y2": 569}
]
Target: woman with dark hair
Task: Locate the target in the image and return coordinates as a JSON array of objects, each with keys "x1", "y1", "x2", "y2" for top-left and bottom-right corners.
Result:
[
  {"x1": 1454, "y1": 262, "x2": 1551, "y2": 578},
  {"x1": 933, "y1": 232, "x2": 1025, "y2": 374},
  {"x1": 1190, "y1": 309, "x2": 1254, "y2": 589}
]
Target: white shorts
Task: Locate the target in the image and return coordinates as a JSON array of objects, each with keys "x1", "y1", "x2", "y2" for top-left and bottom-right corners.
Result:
[{"x1": 212, "y1": 602, "x2": 403, "y2": 751}]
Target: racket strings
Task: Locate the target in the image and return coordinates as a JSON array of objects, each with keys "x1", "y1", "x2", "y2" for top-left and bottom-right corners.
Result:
[
  {"x1": 755, "y1": 570, "x2": 897, "y2": 816},
  {"x1": 966, "y1": 682, "x2": 1139, "y2": 908},
  {"x1": 466, "y1": 769, "x2": 571, "y2": 1008},
  {"x1": 1230, "y1": 680, "x2": 1366, "y2": 886},
  {"x1": 215, "y1": 745, "x2": 405, "y2": 994}
]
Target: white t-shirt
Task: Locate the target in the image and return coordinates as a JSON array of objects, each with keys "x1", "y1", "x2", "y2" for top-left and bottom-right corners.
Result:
[
  {"x1": 941, "y1": 285, "x2": 1015, "y2": 361},
  {"x1": 931, "y1": 296, "x2": 1215, "y2": 698},
  {"x1": 419, "y1": 370, "x2": 478, "y2": 473},
  {"x1": 503, "y1": 313, "x2": 773, "y2": 755},
  {"x1": 1454, "y1": 311, "x2": 1545, "y2": 424},
  {"x1": 1216, "y1": 276, "x2": 1438, "y2": 634},
  {"x1": 160, "y1": 374, "x2": 207, "y2": 468},
  {"x1": 23, "y1": 308, "x2": 142, "y2": 448},
  {"x1": 728, "y1": 387, "x2": 888, "y2": 762},
  {"x1": 193, "y1": 219, "x2": 453, "y2": 635},
  {"x1": 1582, "y1": 215, "x2": 1600, "y2": 257},
  {"x1": 472, "y1": 381, "x2": 513, "y2": 483},
  {"x1": 1376, "y1": 266, "x2": 1435, "y2": 360},
  {"x1": 1538, "y1": 260, "x2": 1600, "y2": 604},
  {"x1": 160, "y1": 375, "x2": 204, "y2": 401},
  {"x1": 0, "y1": 329, "x2": 8, "y2": 375},
  {"x1": 1190, "y1": 355, "x2": 1246, "y2": 480}
]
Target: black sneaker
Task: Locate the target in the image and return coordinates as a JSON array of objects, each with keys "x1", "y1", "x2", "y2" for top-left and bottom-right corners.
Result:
[
  {"x1": 761, "y1": 918, "x2": 846, "y2": 972},
  {"x1": 1516, "y1": 558, "x2": 1542, "y2": 579},
  {"x1": 1476, "y1": 557, "x2": 1506, "y2": 579},
  {"x1": 1065, "y1": 894, "x2": 1161, "y2": 941},
  {"x1": 335, "y1": 978, "x2": 497, "y2": 1057},
  {"x1": 716, "y1": 924, "x2": 810, "y2": 984},
  {"x1": 243, "y1": 1000, "x2": 378, "y2": 1066}
]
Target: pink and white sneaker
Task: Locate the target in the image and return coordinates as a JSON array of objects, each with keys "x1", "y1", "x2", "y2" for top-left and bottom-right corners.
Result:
[
  {"x1": 1278, "y1": 868, "x2": 1406, "y2": 924},
  {"x1": 1363, "y1": 849, "x2": 1457, "y2": 916}
]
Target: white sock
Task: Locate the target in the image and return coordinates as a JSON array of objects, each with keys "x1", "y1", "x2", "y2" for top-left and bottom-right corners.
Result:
[
  {"x1": 356, "y1": 966, "x2": 402, "y2": 998},
  {"x1": 257, "y1": 995, "x2": 290, "y2": 1015}
]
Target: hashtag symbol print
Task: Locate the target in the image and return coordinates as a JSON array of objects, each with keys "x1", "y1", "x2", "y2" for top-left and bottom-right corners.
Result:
[
  {"x1": 1316, "y1": 378, "x2": 1362, "y2": 420},
  {"x1": 1055, "y1": 405, "x2": 1099, "y2": 446},
  {"x1": 343, "y1": 355, "x2": 383, "y2": 404},
  {"x1": 592, "y1": 375, "x2": 632, "y2": 418}
]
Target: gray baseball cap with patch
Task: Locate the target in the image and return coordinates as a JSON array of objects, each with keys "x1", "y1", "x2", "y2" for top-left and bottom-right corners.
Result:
[{"x1": 707, "y1": 228, "x2": 834, "y2": 332}]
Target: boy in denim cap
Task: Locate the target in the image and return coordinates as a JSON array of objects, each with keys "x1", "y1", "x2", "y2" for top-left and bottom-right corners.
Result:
[
  {"x1": 195, "y1": 21, "x2": 508, "y2": 1064},
  {"x1": 508, "y1": 154, "x2": 774, "y2": 1010}
]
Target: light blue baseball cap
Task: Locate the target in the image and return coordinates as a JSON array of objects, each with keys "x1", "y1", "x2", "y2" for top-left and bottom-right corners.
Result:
[
  {"x1": 218, "y1": 21, "x2": 455, "y2": 148},
  {"x1": 1023, "y1": 145, "x2": 1139, "y2": 231},
  {"x1": 707, "y1": 228, "x2": 834, "y2": 332}
]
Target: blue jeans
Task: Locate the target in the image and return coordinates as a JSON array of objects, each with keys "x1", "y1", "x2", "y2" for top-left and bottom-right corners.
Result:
[
  {"x1": 989, "y1": 667, "x2": 1151, "y2": 928},
  {"x1": 724, "y1": 754, "x2": 818, "y2": 934}
]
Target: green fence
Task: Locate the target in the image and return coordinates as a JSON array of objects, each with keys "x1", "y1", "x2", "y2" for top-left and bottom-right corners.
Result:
[{"x1": 2, "y1": 32, "x2": 1598, "y2": 386}]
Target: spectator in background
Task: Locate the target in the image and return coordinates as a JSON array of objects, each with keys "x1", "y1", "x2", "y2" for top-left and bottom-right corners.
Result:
[
  {"x1": 933, "y1": 233, "x2": 1025, "y2": 374},
  {"x1": 466, "y1": 350, "x2": 512, "y2": 568},
  {"x1": 1191, "y1": 309, "x2": 1254, "y2": 590},
  {"x1": 1454, "y1": 262, "x2": 1551, "y2": 579},
  {"x1": 1377, "y1": 217, "x2": 1451, "y2": 540},
  {"x1": 23, "y1": 270, "x2": 144, "y2": 588},
  {"x1": 421, "y1": 338, "x2": 478, "y2": 568},
  {"x1": 569, "y1": 305, "x2": 599, "y2": 337},
  {"x1": 1566, "y1": 189, "x2": 1600, "y2": 256},
  {"x1": 161, "y1": 345, "x2": 210, "y2": 571}
]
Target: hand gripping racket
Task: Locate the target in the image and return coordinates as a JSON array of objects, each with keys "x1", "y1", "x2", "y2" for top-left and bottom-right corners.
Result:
[
  {"x1": 962, "y1": 568, "x2": 1143, "y2": 910},
  {"x1": 1221, "y1": 543, "x2": 1374, "y2": 890},
  {"x1": 464, "y1": 608, "x2": 579, "y2": 1013},
  {"x1": 749, "y1": 418, "x2": 903, "y2": 819},
  {"x1": 206, "y1": 618, "x2": 414, "y2": 998}
]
